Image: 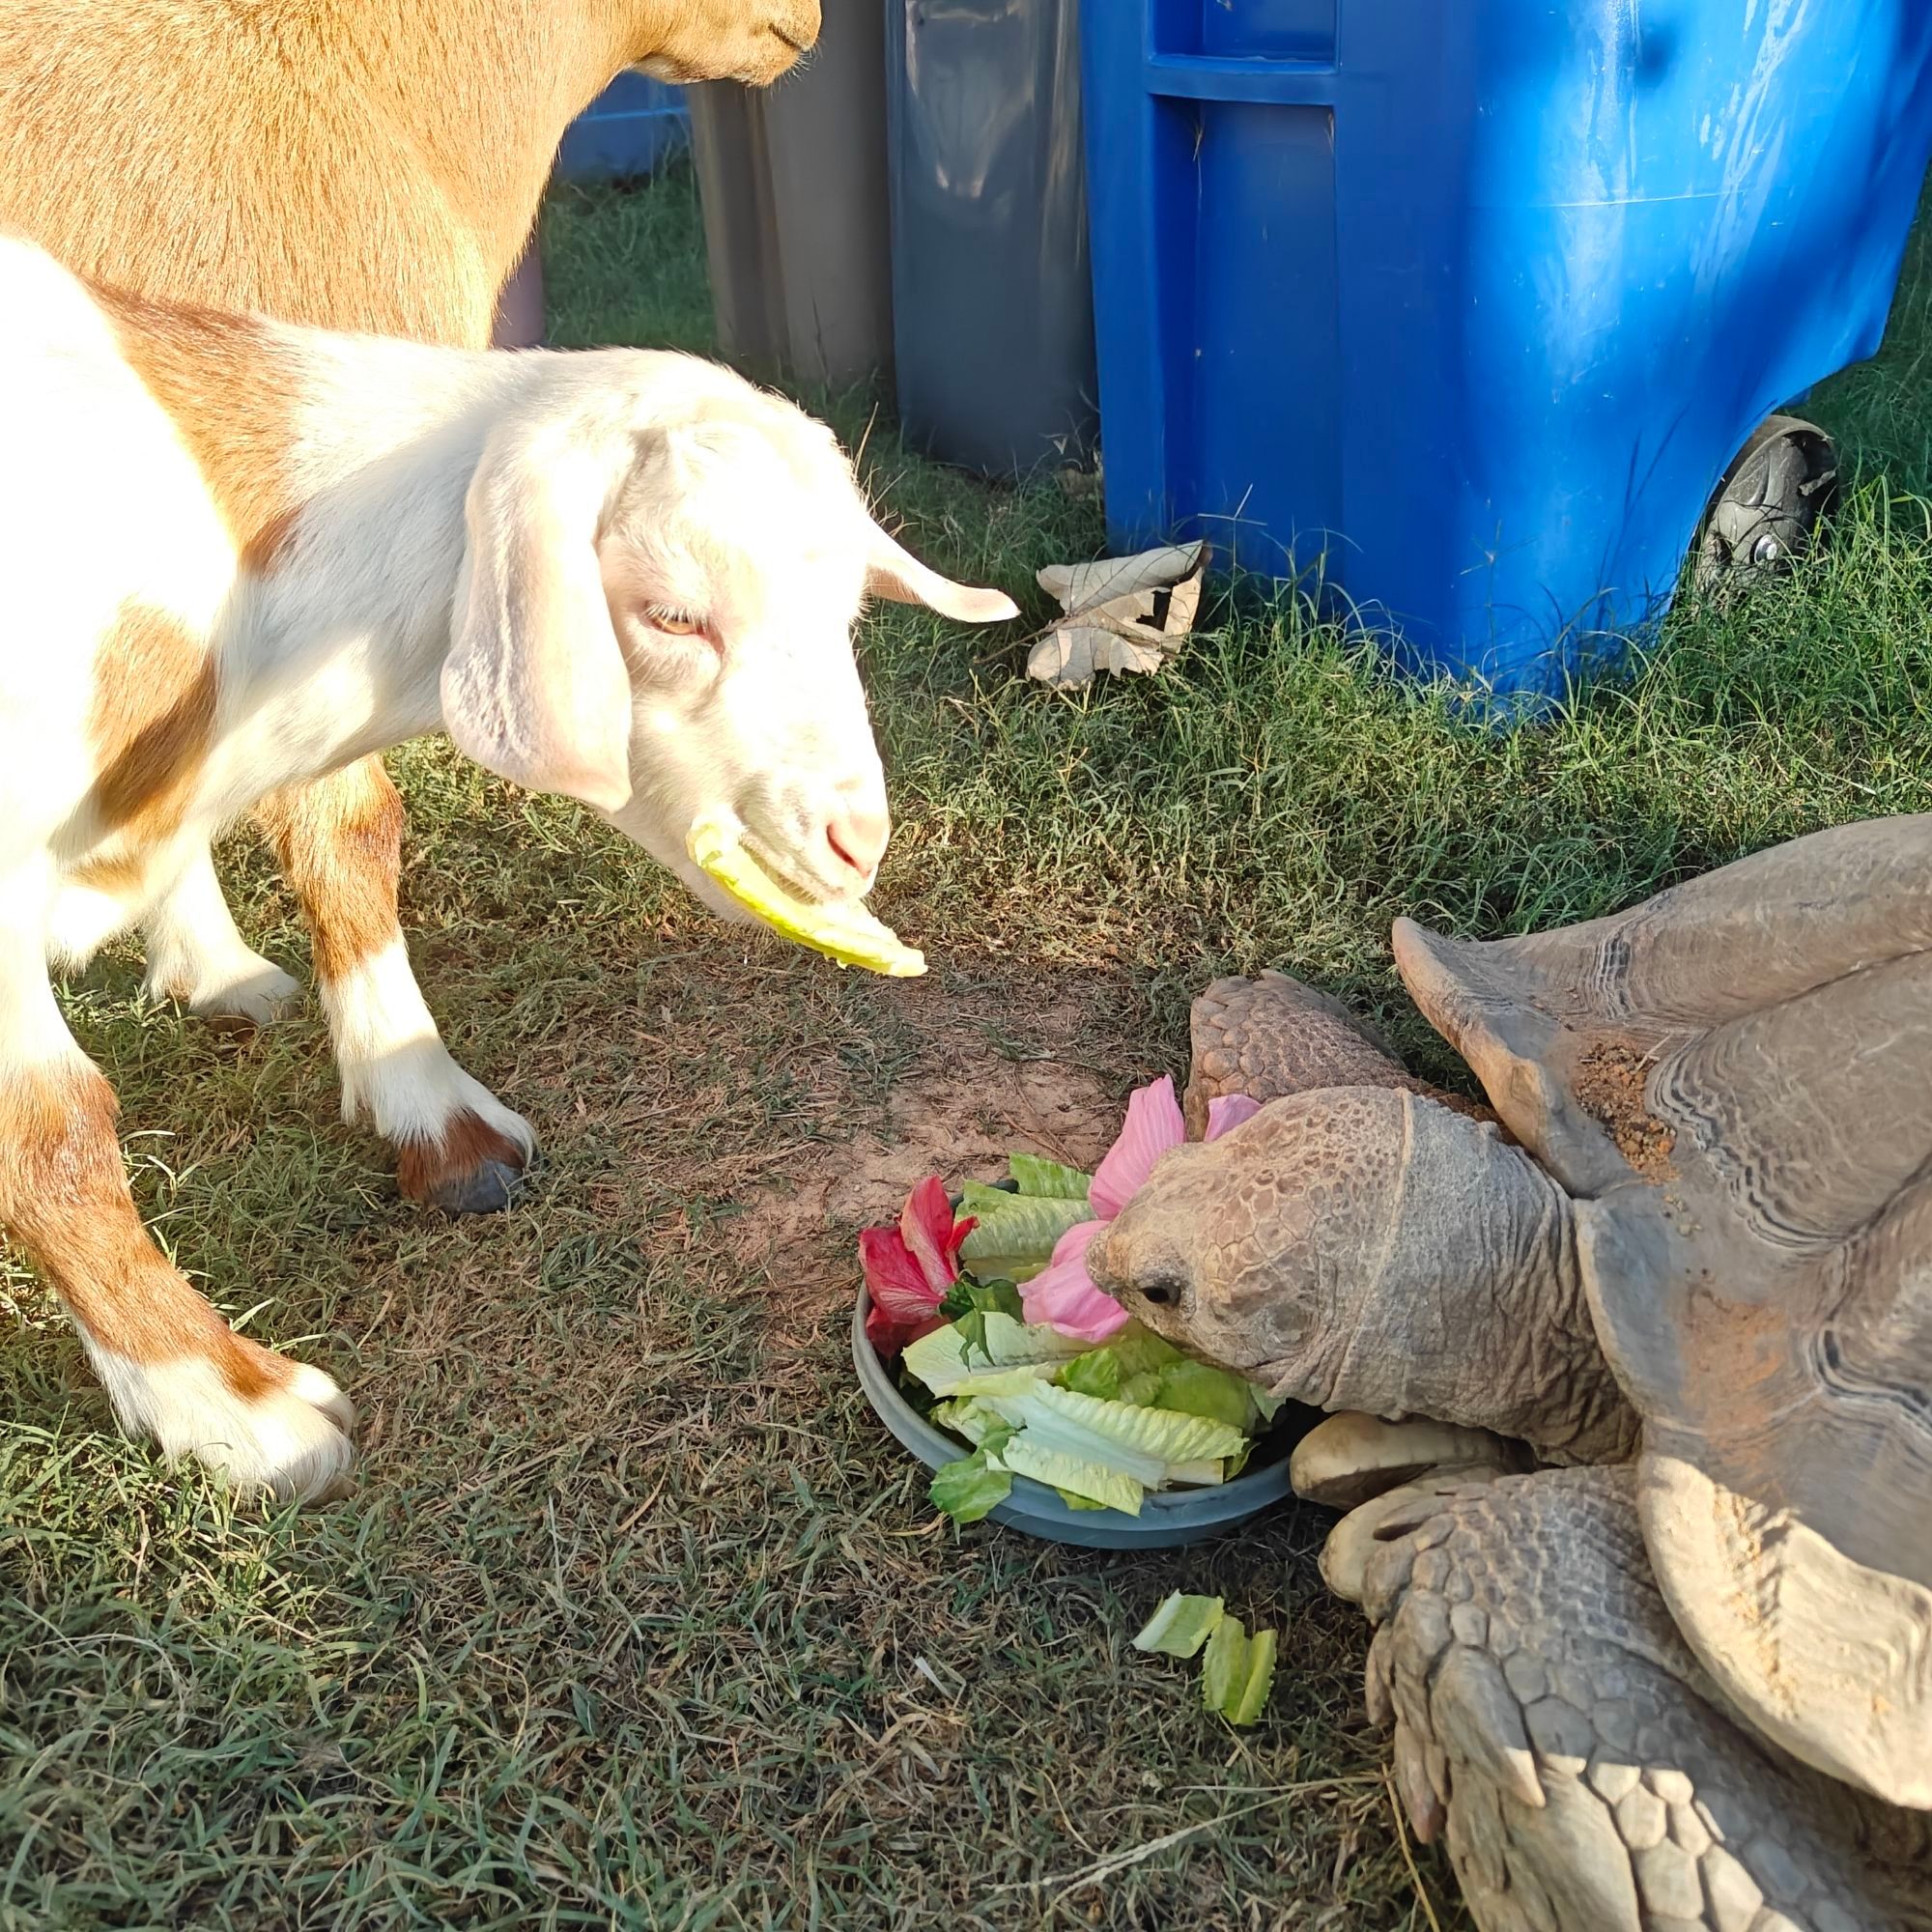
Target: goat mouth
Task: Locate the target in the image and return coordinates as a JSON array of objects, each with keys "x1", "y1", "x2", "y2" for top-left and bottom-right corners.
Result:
[{"x1": 735, "y1": 830, "x2": 846, "y2": 909}]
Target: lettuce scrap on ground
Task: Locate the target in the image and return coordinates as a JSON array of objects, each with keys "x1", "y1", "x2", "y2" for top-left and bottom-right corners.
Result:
[
  {"x1": 1132, "y1": 1594, "x2": 1279, "y2": 1724},
  {"x1": 1200, "y1": 1614, "x2": 1250, "y2": 1714},
  {"x1": 1227, "y1": 1628, "x2": 1279, "y2": 1725},
  {"x1": 1133, "y1": 1593, "x2": 1225, "y2": 1658}
]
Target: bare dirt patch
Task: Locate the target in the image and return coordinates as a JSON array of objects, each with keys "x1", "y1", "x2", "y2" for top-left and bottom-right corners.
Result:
[
  {"x1": 1574, "y1": 1039, "x2": 1677, "y2": 1180},
  {"x1": 713, "y1": 970, "x2": 1129, "y2": 1292}
]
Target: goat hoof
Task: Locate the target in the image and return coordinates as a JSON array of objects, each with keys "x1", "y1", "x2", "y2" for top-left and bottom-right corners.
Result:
[
  {"x1": 395, "y1": 1105, "x2": 535, "y2": 1215},
  {"x1": 427, "y1": 1156, "x2": 528, "y2": 1217}
]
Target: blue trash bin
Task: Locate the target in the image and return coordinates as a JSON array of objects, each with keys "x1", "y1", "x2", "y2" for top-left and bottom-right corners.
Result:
[
  {"x1": 1082, "y1": 2, "x2": 1932, "y2": 699},
  {"x1": 556, "y1": 71, "x2": 690, "y2": 184}
]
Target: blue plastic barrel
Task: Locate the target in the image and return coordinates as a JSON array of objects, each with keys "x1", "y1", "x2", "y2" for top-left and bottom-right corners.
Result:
[
  {"x1": 1082, "y1": 3, "x2": 1932, "y2": 698},
  {"x1": 556, "y1": 71, "x2": 690, "y2": 184}
]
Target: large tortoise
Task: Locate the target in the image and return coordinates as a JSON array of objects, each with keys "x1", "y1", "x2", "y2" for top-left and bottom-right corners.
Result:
[{"x1": 1087, "y1": 816, "x2": 1932, "y2": 1932}]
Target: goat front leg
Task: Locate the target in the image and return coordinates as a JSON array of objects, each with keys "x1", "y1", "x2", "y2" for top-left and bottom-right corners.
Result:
[
  {"x1": 1, "y1": 876, "x2": 353, "y2": 1500},
  {"x1": 256, "y1": 756, "x2": 533, "y2": 1214},
  {"x1": 141, "y1": 844, "x2": 301, "y2": 1026}
]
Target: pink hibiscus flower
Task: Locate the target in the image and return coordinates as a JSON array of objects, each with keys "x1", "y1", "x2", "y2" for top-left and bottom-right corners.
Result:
[
  {"x1": 860, "y1": 1176, "x2": 976, "y2": 1359},
  {"x1": 1021, "y1": 1079, "x2": 1261, "y2": 1342}
]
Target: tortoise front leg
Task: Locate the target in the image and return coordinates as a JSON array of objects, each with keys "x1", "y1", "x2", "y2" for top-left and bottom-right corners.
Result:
[{"x1": 1351, "y1": 1467, "x2": 1925, "y2": 1932}]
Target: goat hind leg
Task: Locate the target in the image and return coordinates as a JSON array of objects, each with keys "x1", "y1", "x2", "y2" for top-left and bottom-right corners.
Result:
[
  {"x1": 1, "y1": 875, "x2": 353, "y2": 1500},
  {"x1": 141, "y1": 844, "x2": 300, "y2": 1026},
  {"x1": 256, "y1": 756, "x2": 534, "y2": 1215}
]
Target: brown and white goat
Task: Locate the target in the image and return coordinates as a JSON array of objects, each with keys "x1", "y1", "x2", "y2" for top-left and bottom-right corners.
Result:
[
  {"x1": 0, "y1": 237, "x2": 1014, "y2": 1500},
  {"x1": 0, "y1": 0, "x2": 817, "y2": 1227}
]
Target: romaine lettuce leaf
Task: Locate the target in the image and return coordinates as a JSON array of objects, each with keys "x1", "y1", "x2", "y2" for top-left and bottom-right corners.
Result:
[
  {"x1": 949, "y1": 1366, "x2": 1065, "y2": 1401},
  {"x1": 1226, "y1": 1628, "x2": 1278, "y2": 1725},
  {"x1": 1107, "y1": 1327, "x2": 1184, "y2": 1378},
  {"x1": 930, "y1": 1450, "x2": 1011, "y2": 1524},
  {"x1": 999, "y1": 1383, "x2": 1249, "y2": 1475},
  {"x1": 1057, "y1": 1346, "x2": 1122, "y2": 1402},
  {"x1": 1009, "y1": 1153, "x2": 1093, "y2": 1200},
  {"x1": 1201, "y1": 1615, "x2": 1250, "y2": 1714},
  {"x1": 1133, "y1": 1593, "x2": 1225, "y2": 1659},
  {"x1": 1165, "y1": 1458, "x2": 1227, "y2": 1488},
  {"x1": 994, "y1": 1437, "x2": 1145, "y2": 1515},
  {"x1": 901, "y1": 1314, "x2": 1087, "y2": 1396},
  {"x1": 960, "y1": 1196, "x2": 1096, "y2": 1282},
  {"x1": 1155, "y1": 1361, "x2": 1262, "y2": 1433},
  {"x1": 929, "y1": 1397, "x2": 1023, "y2": 1448},
  {"x1": 958, "y1": 1180, "x2": 1019, "y2": 1218}
]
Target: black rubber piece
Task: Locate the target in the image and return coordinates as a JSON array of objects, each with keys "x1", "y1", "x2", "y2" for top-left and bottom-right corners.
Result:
[{"x1": 1696, "y1": 413, "x2": 1840, "y2": 592}]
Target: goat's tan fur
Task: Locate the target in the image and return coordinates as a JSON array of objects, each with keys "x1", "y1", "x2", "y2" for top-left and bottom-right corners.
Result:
[{"x1": 0, "y1": 0, "x2": 819, "y2": 345}]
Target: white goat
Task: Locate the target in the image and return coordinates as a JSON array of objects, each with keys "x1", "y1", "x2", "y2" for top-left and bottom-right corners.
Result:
[{"x1": 0, "y1": 237, "x2": 1015, "y2": 1502}]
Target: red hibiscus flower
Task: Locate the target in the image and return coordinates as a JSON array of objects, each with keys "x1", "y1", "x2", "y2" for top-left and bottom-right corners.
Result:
[{"x1": 861, "y1": 1176, "x2": 976, "y2": 1359}]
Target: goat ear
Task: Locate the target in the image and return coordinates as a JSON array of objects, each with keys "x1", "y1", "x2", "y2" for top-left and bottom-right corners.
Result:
[
  {"x1": 866, "y1": 524, "x2": 1019, "y2": 624},
  {"x1": 442, "y1": 423, "x2": 636, "y2": 812}
]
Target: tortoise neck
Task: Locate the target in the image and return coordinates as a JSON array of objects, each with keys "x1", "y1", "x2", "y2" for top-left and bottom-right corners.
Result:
[{"x1": 1313, "y1": 1100, "x2": 1639, "y2": 1464}]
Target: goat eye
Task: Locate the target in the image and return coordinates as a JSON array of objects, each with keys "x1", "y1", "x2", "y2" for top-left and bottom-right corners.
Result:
[{"x1": 646, "y1": 608, "x2": 706, "y2": 638}]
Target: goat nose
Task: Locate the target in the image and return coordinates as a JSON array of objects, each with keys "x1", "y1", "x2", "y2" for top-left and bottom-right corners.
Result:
[{"x1": 825, "y1": 802, "x2": 891, "y2": 883}]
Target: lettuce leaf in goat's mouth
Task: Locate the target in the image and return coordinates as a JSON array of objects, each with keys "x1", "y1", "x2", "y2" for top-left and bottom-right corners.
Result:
[{"x1": 687, "y1": 815, "x2": 924, "y2": 977}]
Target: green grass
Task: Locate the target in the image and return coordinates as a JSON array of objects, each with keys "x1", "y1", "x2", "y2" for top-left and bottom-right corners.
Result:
[{"x1": 5, "y1": 161, "x2": 1931, "y2": 1930}]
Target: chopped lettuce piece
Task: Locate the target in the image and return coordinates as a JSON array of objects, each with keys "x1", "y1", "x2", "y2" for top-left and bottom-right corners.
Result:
[
  {"x1": 1251, "y1": 1387, "x2": 1288, "y2": 1424},
  {"x1": 1107, "y1": 1327, "x2": 1184, "y2": 1378},
  {"x1": 1009, "y1": 1153, "x2": 1093, "y2": 1200},
  {"x1": 1225, "y1": 1628, "x2": 1278, "y2": 1725},
  {"x1": 958, "y1": 1179, "x2": 1019, "y2": 1218},
  {"x1": 1201, "y1": 1616, "x2": 1250, "y2": 1714},
  {"x1": 930, "y1": 1450, "x2": 1012, "y2": 1524},
  {"x1": 1118, "y1": 1370, "x2": 1163, "y2": 1407},
  {"x1": 1055, "y1": 1489, "x2": 1111, "y2": 1511},
  {"x1": 937, "y1": 1276, "x2": 1026, "y2": 1359},
  {"x1": 1057, "y1": 1346, "x2": 1122, "y2": 1403},
  {"x1": 995, "y1": 1436, "x2": 1145, "y2": 1515},
  {"x1": 960, "y1": 1196, "x2": 1096, "y2": 1283},
  {"x1": 1155, "y1": 1360, "x2": 1262, "y2": 1433},
  {"x1": 949, "y1": 1367, "x2": 1065, "y2": 1403},
  {"x1": 1133, "y1": 1592, "x2": 1226, "y2": 1659},
  {"x1": 687, "y1": 816, "x2": 924, "y2": 977},
  {"x1": 901, "y1": 1314, "x2": 1086, "y2": 1396},
  {"x1": 1165, "y1": 1458, "x2": 1227, "y2": 1488},
  {"x1": 939, "y1": 1275, "x2": 1024, "y2": 1323},
  {"x1": 989, "y1": 1396, "x2": 1166, "y2": 1487},
  {"x1": 998, "y1": 1383, "x2": 1249, "y2": 1476},
  {"x1": 928, "y1": 1398, "x2": 995, "y2": 1445}
]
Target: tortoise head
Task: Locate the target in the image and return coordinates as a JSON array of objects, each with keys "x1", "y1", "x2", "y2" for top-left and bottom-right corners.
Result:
[
  {"x1": 1090, "y1": 1087, "x2": 1622, "y2": 1458},
  {"x1": 1087, "y1": 1113, "x2": 1328, "y2": 1384}
]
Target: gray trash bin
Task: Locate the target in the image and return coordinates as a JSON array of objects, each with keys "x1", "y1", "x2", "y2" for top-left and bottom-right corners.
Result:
[
  {"x1": 686, "y1": 0, "x2": 895, "y2": 389},
  {"x1": 885, "y1": 0, "x2": 1096, "y2": 478}
]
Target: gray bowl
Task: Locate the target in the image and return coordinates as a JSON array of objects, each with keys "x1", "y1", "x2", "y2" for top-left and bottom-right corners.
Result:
[{"x1": 851, "y1": 1287, "x2": 1304, "y2": 1549}]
